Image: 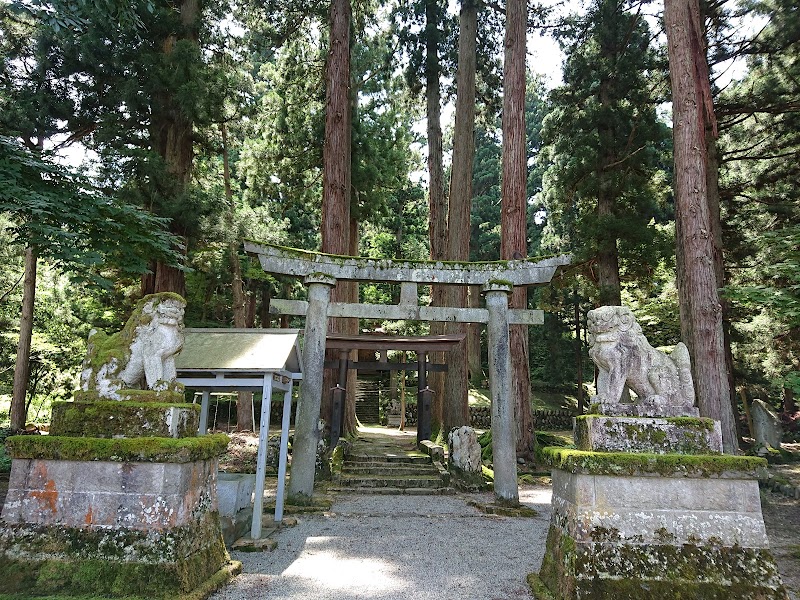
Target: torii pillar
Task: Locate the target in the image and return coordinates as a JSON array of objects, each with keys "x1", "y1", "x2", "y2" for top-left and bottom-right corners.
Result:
[{"x1": 287, "y1": 274, "x2": 336, "y2": 500}]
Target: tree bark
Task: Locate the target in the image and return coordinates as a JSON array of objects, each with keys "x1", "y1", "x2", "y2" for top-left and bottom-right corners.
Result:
[
  {"x1": 664, "y1": 0, "x2": 738, "y2": 453},
  {"x1": 222, "y1": 121, "x2": 254, "y2": 432},
  {"x1": 705, "y1": 130, "x2": 741, "y2": 442},
  {"x1": 144, "y1": 0, "x2": 199, "y2": 297},
  {"x1": 501, "y1": 0, "x2": 532, "y2": 456},
  {"x1": 10, "y1": 247, "x2": 37, "y2": 432},
  {"x1": 426, "y1": 0, "x2": 447, "y2": 435},
  {"x1": 320, "y1": 0, "x2": 353, "y2": 438},
  {"x1": 596, "y1": 58, "x2": 622, "y2": 306},
  {"x1": 442, "y1": 0, "x2": 478, "y2": 435},
  {"x1": 467, "y1": 286, "x2": 483, "y2": 386}
]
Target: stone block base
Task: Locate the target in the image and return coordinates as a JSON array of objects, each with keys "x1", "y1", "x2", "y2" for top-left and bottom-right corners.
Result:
[
  {"x1": 534, "y1": 459, "x2": 788, "y2": 600},
  {"x1": 50, "y1": 400, "x2": 200, "y2": 438},
  {"x1": 0, "y1": 516, "x2": 231, "y2": 598},
  {"x1": 574, "y1": 415, "x2": 722, "y2": 454},
  {"x1": 3, "y1": 457, "x2": 219, "y2": 527},
  {"x1": 1, "y1": 454, "x2": 232, "y2": 598},
  {"x1": 597, "y1": 400, "x2": 699, "y2": 417}
]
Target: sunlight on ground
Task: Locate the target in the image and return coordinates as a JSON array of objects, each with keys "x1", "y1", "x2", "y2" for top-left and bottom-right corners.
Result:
[
  {"x1": 519, "y1": 486, "x2": 553, "y2": 508},
  {"x1": 358, "y1": 425, "x2": 417, "y2": 439},
  {"x1": 282, "y1": 538, "x2": 407, "y2": 594}
]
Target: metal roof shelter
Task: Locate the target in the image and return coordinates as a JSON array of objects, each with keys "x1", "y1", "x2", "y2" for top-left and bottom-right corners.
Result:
[{"x1": 175, "y1": 328, "x2": 303, "y2": 537}]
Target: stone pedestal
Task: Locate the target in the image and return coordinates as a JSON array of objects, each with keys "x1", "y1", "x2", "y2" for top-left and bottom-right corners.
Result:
[
  {"x1": 531, "y1": 417, "x2": 788, "y2": 600},
  {"x1": 0, "y1": 395, "x2": 237, "y2": 598}
]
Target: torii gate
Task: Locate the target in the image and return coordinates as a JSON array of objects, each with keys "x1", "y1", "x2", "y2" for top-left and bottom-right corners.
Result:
[{"x1": 245, "y1": 241, "x2": 570, "y2": 503}]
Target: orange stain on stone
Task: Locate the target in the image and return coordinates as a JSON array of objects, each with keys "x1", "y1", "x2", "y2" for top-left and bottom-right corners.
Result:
[
  {"x1": 84, "y1": 506, "x2": 94, "y2": 525},
  {"x1": 30, "y1": 479, "x2": 58, "y2": 514}
]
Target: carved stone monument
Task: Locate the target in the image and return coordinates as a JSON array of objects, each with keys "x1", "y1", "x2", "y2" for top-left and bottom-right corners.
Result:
[
  {"x1": 751, "y1": 398, "x2": 783, "y2": 450},
  {"x1": 529, "y1": 305, "x2": 787, "y2": 600},
  {"x1": 0, "y1": 293, "x2": 238, "y2": 599},
  {"x1": 80, "y1": 293, "x2": 186, "y2": 399},
  {"x1": 448, "y1": 426, "x2": 483, "y2": 490}
]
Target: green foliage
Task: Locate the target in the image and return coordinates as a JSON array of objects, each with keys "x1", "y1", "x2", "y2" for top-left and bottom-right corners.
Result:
[
  {"x1": 717, "y1": 0, "x2": 800, "y2": 394},
  {"x1": 539, "y1": 0, "x2": 671, "y2": 305},
  {"x1": 0, "y1": 137, "x2": 182, "y2": 285}
]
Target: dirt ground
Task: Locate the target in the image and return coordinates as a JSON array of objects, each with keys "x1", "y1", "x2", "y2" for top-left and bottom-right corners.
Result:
[{"x1": 760, "y1": 488, "x2": 800, "y2": 599}]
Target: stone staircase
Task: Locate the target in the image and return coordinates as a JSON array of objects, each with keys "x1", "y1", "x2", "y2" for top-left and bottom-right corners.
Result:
[{"x1": 332, "y1": 429, "x2": 452, "y2": 495}]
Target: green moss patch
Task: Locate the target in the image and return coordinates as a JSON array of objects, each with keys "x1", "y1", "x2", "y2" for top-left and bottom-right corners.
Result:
[
  {"x1": 574, "y1": 415, "x2": 721, "y2": 455},
  {"x1": 537, "y1": 522, "x2": 787, "y2": 599},
  {"x1": 50, "y1": 401, "x2": 200, "y2": 438},
  {"x1": 73, "y1": 389, "x2": 185, "y2": 404},
  {"x1": 541, "y1": 446, "x2": 766, "y2": 478},
  {"x1": 526, "y1": 573, "x2": 557, "y2": 600},
  {"x1": 467, "y1": 499, "x2": 538, "y2": 517},
  {"x1": 0, "y1": 510, "x2": 234, "y2": 599},
  {"x1": 5, "y1": 434, "x2": 229, "y2": 463}
]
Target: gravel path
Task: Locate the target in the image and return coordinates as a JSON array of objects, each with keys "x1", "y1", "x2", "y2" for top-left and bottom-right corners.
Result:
[{"x1": 211, "y1": 486, "x2": 553, "y2": 600}]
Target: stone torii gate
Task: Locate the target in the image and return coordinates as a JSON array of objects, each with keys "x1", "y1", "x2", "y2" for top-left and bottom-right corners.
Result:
[{"x1": 245, "y1": 242, "x2": 570, "y2": 503}]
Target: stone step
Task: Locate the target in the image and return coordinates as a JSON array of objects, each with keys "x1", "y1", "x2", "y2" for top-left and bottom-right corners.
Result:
[
  {"x1": 346, "y1": 453, "x2": 431, "y2": 465},
  {"x1": 328, "y1": 486, "x2": 456, "y2": 496},
  {"x1": 342, "y1": 464, "x2": 440, "y2": 476},
  {"x1": 337, "y1": 475, "x2": 446, "y2": 489}
]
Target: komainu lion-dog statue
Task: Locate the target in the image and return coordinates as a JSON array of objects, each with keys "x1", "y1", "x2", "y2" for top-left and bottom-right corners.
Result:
[
  {"x1": 80, "y1": 293, "x2": 186, "y2": 400},
  {"x1": 587, "y1": 305, "x2": 698, "y2": 416}
]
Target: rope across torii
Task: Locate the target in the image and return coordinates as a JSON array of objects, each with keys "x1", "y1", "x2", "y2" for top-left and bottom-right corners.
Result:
[{"x1": 245, "y1": 241, "x2": 570, "y2": 504}]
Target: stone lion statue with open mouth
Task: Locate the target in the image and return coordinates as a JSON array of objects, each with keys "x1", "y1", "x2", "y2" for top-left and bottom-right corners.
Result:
[
  {"x1": 80, "y1": 293, "x2": 186, "y2": 401},
  {"x1": 587, "y1": 305, "x2": 697, "y2": 417}
]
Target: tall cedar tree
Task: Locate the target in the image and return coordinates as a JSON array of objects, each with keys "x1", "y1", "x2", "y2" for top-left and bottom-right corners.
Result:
[
  {"x1": 663, "y1": 0, "x2": 738, "y2": 453},
  {"x1": 501, "y1": 0, "x2": 532, "y2": 455},
  {"x1": 443, "y1": 0, "x2": 479, "y2": 434},
  {"x1": 391, "y1": 0, "x2": 453, "y2": 433},
  {"x1": 541, "y1": 0, "x2": 667, "y2": 307},
  {"x1": 319, "y1": 0, "x2": 357, "y2": 437}
]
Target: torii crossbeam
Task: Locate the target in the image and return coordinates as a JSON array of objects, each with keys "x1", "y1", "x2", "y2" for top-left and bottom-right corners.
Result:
[{"x1": 245, "y1": 241, "x2": 570, "y2": 504}]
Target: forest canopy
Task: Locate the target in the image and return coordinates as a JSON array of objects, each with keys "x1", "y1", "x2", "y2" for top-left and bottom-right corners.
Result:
[{"x1": 0, "y1": 0, "x2": 798, "y2": 442}]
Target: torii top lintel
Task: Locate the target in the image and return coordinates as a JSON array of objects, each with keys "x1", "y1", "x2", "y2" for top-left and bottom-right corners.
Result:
[{"x1": 244, "y1": 241, "x2": 571, "y2": 287}]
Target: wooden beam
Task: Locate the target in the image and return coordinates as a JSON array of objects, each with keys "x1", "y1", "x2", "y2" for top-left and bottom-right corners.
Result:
[{"x1": 323, "y1": 360, "x2": 448, "y2": 372}]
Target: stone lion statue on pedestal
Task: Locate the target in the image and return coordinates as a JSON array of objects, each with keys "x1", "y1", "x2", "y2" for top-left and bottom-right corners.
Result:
[
  {"x1": 587, "y1": 305, "x2": 697, "y2": 417},
  {"x1": 80, "y1": 293, "x2": 186, "y2": 400}
]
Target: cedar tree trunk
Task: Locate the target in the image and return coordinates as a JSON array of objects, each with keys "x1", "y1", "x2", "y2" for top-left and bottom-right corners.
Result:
[
  {"x1": 664, "y1": 0, "x2": 738, "y2": 453},
  {"x1": 442, "y1": 0, "x2": 478, "y2": 434},
  {"x1": 10, "y1": 247, "x2": 37, "y2": 432},
  {"x1": 501, "y1": 0, "x2": 532, "y2": 456}
]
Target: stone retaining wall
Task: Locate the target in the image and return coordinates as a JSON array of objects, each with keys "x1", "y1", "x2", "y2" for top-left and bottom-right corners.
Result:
[{"x1": 402, "y1": 405, "x2": 575, "y2": 430}]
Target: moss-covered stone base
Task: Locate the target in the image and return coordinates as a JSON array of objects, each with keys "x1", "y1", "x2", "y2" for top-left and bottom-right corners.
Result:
[
  {"x1": 0, "y1": 511, "x2": 231, "y2": 598},
  {"x1": 536, "y1": 524, "x2": 788, "y2": 599},
  {"x1": 542, "y1": 446, "x2": 766, "y2": 478},
  {"x1": 0, "y1": 560, "x2": 241, "y2": 600},
  {"x1": 5, "y1": 433, "x2": 229, "y2": 463},
  {"x1": 73, "y1": 389, "x2": 185, "y2": 404},
  {"x1": 50, "y1": 401, "x2": 200, "y2": 438},
  {"x1": 574, "y1": 415, "x2": 722, "y2": 455}
]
